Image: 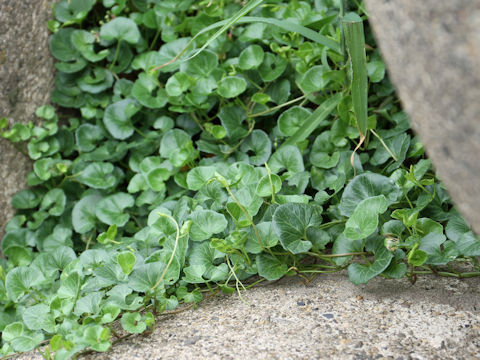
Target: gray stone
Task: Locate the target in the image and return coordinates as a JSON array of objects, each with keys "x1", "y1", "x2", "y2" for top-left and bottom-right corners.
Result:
[
  {"x1": 364, "y1": 0, "x2": 480, "y2": 235},
  {"x1": 0, "y1": 0, "x2": 55, "y2": 235},
  {"x1": 15, "y1": 274, "x2": 480, "y2": 359}
]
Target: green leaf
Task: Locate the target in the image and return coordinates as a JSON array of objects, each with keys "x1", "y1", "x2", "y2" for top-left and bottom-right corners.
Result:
[
  {"x1": 40, "y1": 188, "x2": 67, "y2": 216},
  {"x1": 348, "y1": 245, "x2": 393, "y2": 285},
  {"x1": 344, "y1": 195, "x2": 388, "y2": 240},
  {"x1": 339, "y1": 172, "x2": 402, "y2": 217},
  {"x1": 76, "y1": 67, "x2": 114, "y2": 94},
  {"x1": 128, "y1": 262, "x2": 165, "y2": 292},
  {"x1": 82, "y1": 325, "x2": 111, "y2": 352},
  {"x1": 186, "y1": 166, "x2": 216, "y2": 191},
  {"x1": 240, "y1": 130, "x2": 272, "y2": 166},
  {"x1": 218, "y1": 105, "x2": 248, "y2": 141},
  {"x1": 57, "y1": 272, "x2": 81, "y2": 299},
  {"x1": 188, "y1": 209, "x2": 228, "y2": 241},
  {"x1": 280, "y1": 94, "x2": 341, "y2": 148},
  {"x1": 217, "y1": 76, "x2": 247, "y2": 98},
  {"x1": 72, "y1": 30, "x2": 110, "y2": 62},
  {"x1": 256, "y1": 254, "x2": 288, "y2": 281},
  {"x1": 72, "y1": 194, "x2": 102, "y2": 234},
  {"x1": 181, "y1": 49, "x2": 218, "y2": 77},
  {"x1": 245, "y1": 222, "x2": 279, "y2": 254},
  {"x1": 6, "y1": 266, "x2": 44, "y2": 301},
  {"x1": 258, "y1": 53, "x2": 287, "y2": 82},
  {"x1": 76, "y1": 124, "x2": 104, "y2": 152},
  {"x1": 121, "y1": 312, "x2": 146, "y2": 334},
  {"x1": 165, "y1": 72, "x2": 194, "y2": 97},
  {"x1": 278, "y1": 106, "x2": 312, "y2": 136},
  {"x1": 160, "y1": 129, "x2": 196, "y2": 167},
  {"x1": 256, "y1": 174, "x2": 282, "y2": 197},
  {"x1": 132, "y1": 72, "x2": 167, "y2": 109},
  {"x1": 238, "y1": 45, "x2": 265, "y2": 70},
  {"x1": 77, "y1": 162, "x2": 117, "y2": 189},
  {"x1": 297, "y1": 66, "x2": 329, "y2": 93},
  {"x1": 11, "y1": 189, "x2": 43, "y2": 209},
  {"x1": 22, "y1": 304, "x2": 56, "y2": 333},
  {"x1": 117, "y1": 252, "x2": 136, "y2": 275},
  {"x1": 268, "y1": 145, "x2": 304, "y2": 174},
  {"x1": 49, "y1": 28, "x2": 78, "y2": 62},
  {"x1": 96, "y1": 193, "x2": 135, "y2": 227},
  {"x1": 103, "y1": 99, "x2": 140, "y2": 140},
  {"x1": 273, "y1": 203, "x2": 323, "y2": 254},
  {"x1": 367, "y1": 60, "x2": 385, "y2": 83},
  {"x1": 74, "y1": 292, "x2": 104, "y2": 316},
  {"x1": 100, "y1": 17, "x2": 141, "y2": 44}
]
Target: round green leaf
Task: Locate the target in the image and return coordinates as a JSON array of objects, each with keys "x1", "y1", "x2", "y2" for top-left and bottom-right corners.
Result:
[
  {"x1": 77, "y1": 162, "x2": 117, "y2": 189},
  {"x1": 181, "y1": 49, "x2": 218, "y2": 77},
  {"x1": 100, "y1": 17, "x2": 141, "y2": 44},
  {"x1": 238, "y1": 45, "x2": 265, "y2": 70},
  {"x1": 268, "y1": 145, "x2": 305, "y2": 174},
  {"x1": 186, "y1": 166, "x2": 216, "y2": 191},
  {"x1": 96, "y1": 192, "x2": 135, "y2": 227},
  {"x1": 273, "y1": 203, "x2": 323, "y2": 254},
  {"x1": 240, "y1": 130, "x2": 272, "y2": 166},
  {"x1": 188, "y1": 209, "x2": 228, "y2": 241},
  {"x1": 117, "y1": 252, "x2": 136, "y2": 275},
  {"x1": 278, "y1": 106, "x2": 312, "y2": 136},
  {"x1": 121, "y1": 312, "x2": 146, "y2": 334},
  {"x1": 256, "y1": 174, "x2": 282, "y2": 197},
  {"x1": 103, "y1": 99, "x2": 140, "y2": 140},
  {"x1": 160, "y1": 129, "x2": 196, "y2": 167},
  {"x1": 72, "y1": 194, "x2": 103, "y2": 234},
  {"x1": 258, "y1": 53, "x2": 287, "y2": 82},
  {"x1": 76, "y1": 124, "x2": 104, "y2": 152},
  {"x1": 256, "y1": 254, "x2": 288, "y2": 281},
  {"x1": 6, "y1": 266, "x2": 44, "y2": 301},
  {"x1": 132, "y1": 72, "x2": 167, "y2": 109},
  {"x1": 298, "y1": 65, "x2": 329, "y2": 93},
  {"x1": 217, "y1": 77, "x2": 247, "y2": 98},
  {"x1": 76, "y1": 67, "x2": 114, "y2": 94},
  {"x1": 40, "y1": 188, "x2": 67, "y2": 216}
]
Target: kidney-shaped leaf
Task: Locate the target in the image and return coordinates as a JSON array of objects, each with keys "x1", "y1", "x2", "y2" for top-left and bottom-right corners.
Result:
[
  {"x1": 188, "y1": 209, "x2": 228, "y2": 241},
  {"x1": 100, "y1": 17, "x2": 141, "y2": 44},
  {"x1": 344, "y1": 195, "x2": 388, "y2": 240},
  {"x1": 72, "y1": 193, "x2": 103, "y2": 234},
  {"x1": 339, "y1": 172, "x2": 402, "y2": 217},
  {"x1": 273, "y1": 203, "x2": 323, "y2": 254},
  {"x1": 103, "y1": 99, "x2": 140, "y2": 140},
  {"x1": 96, "y1": 193, "x2": 135, "y2": 227}
]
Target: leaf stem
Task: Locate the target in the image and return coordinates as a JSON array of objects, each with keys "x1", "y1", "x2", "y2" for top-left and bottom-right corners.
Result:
[{"x1": 109, "y1": 39, "x2": 122, "y2": 72}]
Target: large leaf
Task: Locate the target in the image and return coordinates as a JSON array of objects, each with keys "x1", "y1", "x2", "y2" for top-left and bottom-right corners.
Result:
[
  {"x1": 103, "y1": 99, "x2": 140, "y2": 140},
  {"x1": 6, "y1": 266, "x2": 44, "y2": 301},
  {"x1": 100, "y1": 17, "x2": 141, "y2": 44},
  {"x1": 339, "y1": 172, "x2": 402, "y2": 217},
  {"x1": 188, "y1": 209, "x2": 228, "y2": 241},
  {"x1": 95, "y1": 193, "x2": 135, "y2": 227},
  {"x1": 344, "y1": 195, "x2": 388, "y2": 240},
  {"x1": 72, "y1": 194, "x2": 102, "y2": 234},
  {"x1": 273, "y1": 203, "x2": 323, "y2": 254},
  {"x1": 77, "y1": 162, "x2": 117, "y2": 189}
]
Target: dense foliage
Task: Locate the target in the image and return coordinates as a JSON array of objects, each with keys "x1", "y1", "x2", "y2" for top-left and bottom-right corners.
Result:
[{"x1": 1, "y1": 0, "x2": 479, "y2": 358}]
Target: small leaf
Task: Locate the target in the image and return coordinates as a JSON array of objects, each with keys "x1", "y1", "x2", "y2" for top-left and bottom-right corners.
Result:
[
  {"x1": 240, "y1": 130, "x2": 272, "y2": 166},
  {"x1": 77, "y1": 162, "x2": 117, "y2": 189},
  {"x1": 256, "y1": 174, "x2": 282, "y2": 197},
  {"x1": 117, "y1": 252, "x2": 136, "y2": 275},
  {"x1": 256, "y1": 254, "x2": 288, "y2": 281},
  {"x1": 278, "y1": 106, "x2": 312, "y2": 136},
  {"x1": 238, "y1": 44, "x2": 264, "y2": 70},
  {"x1": 72, "y1": 194, "x2": 102, "y2": 234},
  {"x1": 186, "y1": 166, "x2": 216, "y2": 191},
  {"x1": 273, "y1": 203, "x2": 322, "y2": 254},
  {"x1": 121, "y1": 312, "x2": 146, "y2": 334},
  {"x1": 217, "y1": 76, "x2": 247, "y2": 98},
  {"x1": 188, "y1": 209, "x2": 228, "y2": 241},
  {"x1": 339, "y1": 172, "x2": 402, "y2": 217},
  {"x1": 100, "y1": 17, "x2": 141, "y2": 44},
  {"x1": 268, "y1": 145, "x2": 304, "y2": 174},
  {"x1": 344, "y1": 195, "x2": 388, "y2": 240},
  {"x1": 103, "y1": 99, "x2": 140, "y2": 140},
  {"x1": 348, "y1": 245, "x2": 393, "y2": 285},
  {"x1": 40, "y1": 188, "x2": 67, "y2": 216},
  {"x1": 96, "y1": 193, "x2": 135, "y2": 227}
]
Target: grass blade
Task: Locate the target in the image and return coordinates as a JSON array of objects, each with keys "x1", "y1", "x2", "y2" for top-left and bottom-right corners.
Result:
[
  {"x1": 343, "y1": 12, "x2": 368, "y2": 137},
  {"x1": 280, "y1": 93, "x2": 342, "y2": 149}
]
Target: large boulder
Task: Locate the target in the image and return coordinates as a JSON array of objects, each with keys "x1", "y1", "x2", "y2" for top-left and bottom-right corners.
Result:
[
  {"x1": 0, "y1": 0, "x2": 55, "y2": 235},
  {"x1": 364, "y1": 0, "x2": 480, "y2": 235}
]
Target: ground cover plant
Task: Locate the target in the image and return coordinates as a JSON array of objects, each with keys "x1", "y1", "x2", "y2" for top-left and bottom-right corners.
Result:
[{"x1": 1, "y1": 0, "x2": 480, "y2": 358}]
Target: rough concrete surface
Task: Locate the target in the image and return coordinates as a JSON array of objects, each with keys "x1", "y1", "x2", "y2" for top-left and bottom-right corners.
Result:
[
  {"x1": 364, "y1": 0, "x2": 480, "y2": 236},
  {"x1": 0, "y1": 0, "x2": 55, "y2": 235},
  {"x1": 16, "y1": 273, "x2": 480, "y2": 360}
]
